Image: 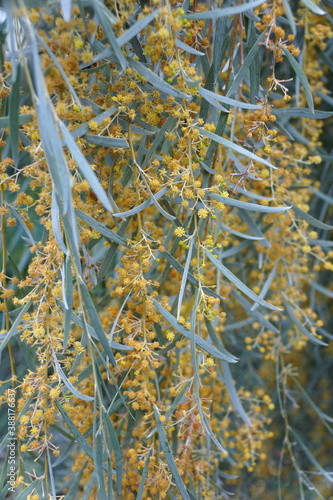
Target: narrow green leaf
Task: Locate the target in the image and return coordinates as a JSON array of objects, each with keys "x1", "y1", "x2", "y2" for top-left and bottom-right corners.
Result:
[
  {"x1": 55, "y1": 400, "x2": 94, "y2": 459},
  {"x1": 136, "y1": 449, "x2": 152, "y2": 500},
  {"x1": 237, "y1": 209, "x2": 270, "y2": 246},
  {"x1": 232, "y1": 290, "x2": 280, "y2": 333},
  {"x1": 80, "y1": 281, "x2": 117, "y2": 365},
  {"x1": 125, "y1": 123, "x2": 155, "y2": 136},
  {"x1": 219, "y1": 240, "x2": 251, "y2": 259},
  {"x1": 160, "y1": 249, "x2": 224, "y2": 301},
  {"x1": 107, "y1": 458, "x2": 114, "y2": 500},
  {"x1": 199, "y1": 89, "x2": 230, "y2": 113},
  {"x1": 273, "y1": 108, "x2": 333, "y2": 119},
  {"x1": 301, "y1": 0, "x2": 326, "y2": 14},
  {"x1": 184, "y1": 73, "x2": 202, "y2": 90},
  {"x1": 146, "y1": 382, "x2": 191, "y2": 439},
  {"x1": 82, "y1": 475, "x2": 96, "y2": 500},
  {"x1": 281, "y1": 0, "x2": 297, "y2": 34},
  {"x1": 52, "y1": 349, "x2": 94, "y2": 402},
  {"x1": 291, "y1": 204, "x2": 333, "y2": 230},
  {"x1": 291, "y1": 377, "x2": 333, "y2": 428},
  {"x1": 130, "y1": 59, "x2": 189, "y2": 99},
  {"x1": 282, "y1": 46, "x2": 314, "y2": 113},
  {"x1": 7, "y1": 251, "x2": 24, "y2": 281},
  {"x1": 200, "y1": 160, "x2": 215, "y2": 174},
  {"x1": 199, "y1": 91, "x2": 230, "y2": 113},
  {"x1": 112, "y1": 185, "x2": 168, "y2": 219},
  {"x1": 80, "y1": 46, "x2": 113, "y2": 69},
  {"x1": 227, "y1": 28, "x2": 268, "y2": 97},
  {"x1": 227, "y1": 183, "x2": 272, "y2": 201},
  {"x1": 283, "y1": 122, "x2": 309, "y2": 144},
  {"x1": 141, "y1": 116, "x2": 176, "y2": 169},
  {"x1": 186, "y1": 0, "x2": 266, "y2": 19},
  {"x1": 289, "y1": 426, "x2": 333, "y2": 482},
  {"x1": 81, "y1": 97, "x2": 103, "y2": 114},
  {"x1": 176, "y1": 39, "x2": 204, "y2": 55},
  {"x1": 316, "y1": 89, "x2": 333, "y2": 107},
  {"x1": 94, "y1": 3, "x2": 127, "y2": 70},
  {"x1": 9, "y1": 63, "x2": 22, "y2": 166},
  {"x1": 46, "y1": 446, "x2": 57, "y2": 500},
  {"x1": 102, "y1": 409, "x2": 122, "y2": 494},
  {"x1": 228, "y1": 150, "x2": 262, "y2": 180},
  {"x1": 154, "y1": 405, "x2": 191, "y2": 500},
  {"x1": 37, "y1": 33, "x2": 81, "y2": 107},
  {"x1": 308, "y1": 239, "x2": 333, "y2": 248},
  {"x1": 199, "y1": 87, "x2": 262, "y2": 110},
  {"x1": 210, "y1": 191, "x2": 289, "y2": 212},
  {"x1": 15, "y1": 479, "x2": 40, "y2": 500},
  {"x1": 56, "y1": 299, "x2": 134, "y2": 351},
  {"x1": 221, "y1": 222, "x2": 264, "y2": 240},
  {"x1": 203, "y1": 249, "x2": 282, "y2": 311},
  {"x1": 0, "y1": 113, "x2": 32, "y2": 128},
  {"x1": 71, "y1": 108, "x2": 117, "y2": 140},
  {"x1": 117, "y1": 10, "x2": 158, "y2": 46},
  {"x1": 61, "y1": 0, "x2": 72, "y2": 21},
  {"x1": 135, "y1": 118, "x2": 159, "y2": 133},
  {"x1": 0, "y1": 433, "x2": 9, "y2": 459},
  {"x1": 284, "y1": 301, "x2": 328, "y2": 346},
  {"x1": 190, "y1": 297, "x2": 227, "y2": 454},
  {"x1": 7, "y1": 205, "x2": 35, "y2": 246},
  {"x1": 84, "y1": 134, "x2": 129, "y2": 149},
  {"x1": 109, "y1": 292, "x2": 131, "y2": 348},
  {"x1": 63, "y1": 255, "x2": 73, "y2": 350},
  {"x1": 309, "y1": 186, "x2": 333, "y2": 204},
  {"x1": 198, "y1": 127, "x2": 277, "y2": 169},
  {"x1": 59, "y1": 120, "x2": 113, "y2": 213},
  {"x1": 0, "y1": 299, "x2": 32, "y2": 359},
  {"x1": 221, "y1": 360, "x2": 252, "y2": 426},
  {"x1": 31, "y1": 37, "x2": 72, "y2": 214},
  {"x1": 76, "y1": 209, "x2": 127, "y2": 246},
  {"x1": 0, "y1": 448, "x2": 10, "y2": 491},
  {"x1": 204, "y1": 111, "x2": 229, "y2": 166},
  {"x1": 177, "y1": 237, "x2": 194, "y2": 319},
  {"x1": 204, "y1": 319, "x2": 238, "y2": 362},
  {"x1": 212, "y1": 17, "x2": 230, "y2": 82},
  {"x1": 312, "y1": 282, "x2": 333, "y2": 299},
  {"x1": 64, "y1": 465, "x2": 87, "y2": 500},
  {"x1": 51, "y1": 191, "x2": 67, "y2": 254},
  {"x1": 251, "y1": 260, "x2": 279, "y2": 311},
  {"x1": 61, "y1": 203, "x2": 82, "y2": 272},
  {"x1": 94, "y1": 429, "x2": 107, "y2": 500},
  {"x1": 138, "y1": 169, "x2": 175, "y2": 221},
  {"x1": 97, "y1": 219, "x2": 130, "y2": 280},
  {"x1": 247, "y1": 20, "x2": 260, "y2": 103},
  {"x1": 152, "y1": 299, "x2": 236, "y2": 360}
]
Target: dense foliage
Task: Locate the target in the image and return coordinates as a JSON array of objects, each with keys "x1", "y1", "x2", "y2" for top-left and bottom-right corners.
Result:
[{"x1": 0, "y1": 0, "x2": 333, "y2": 498}]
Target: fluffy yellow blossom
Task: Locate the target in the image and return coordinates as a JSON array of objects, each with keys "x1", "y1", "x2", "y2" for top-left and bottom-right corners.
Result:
[
  {"x1": 174, "y1": 227, "x2": 186, "y2": 237},
  {"x1": 198, "y1": 208, "x2": 209, "y2": 218}
]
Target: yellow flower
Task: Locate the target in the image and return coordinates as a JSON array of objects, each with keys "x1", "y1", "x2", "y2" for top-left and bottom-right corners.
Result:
[
  {"x1": 81, "y1": 50, "x2": 93, "y2": 63},
  {"x1": 198, "y1": 208, "x2": 209, "y2": 218},
  {"x1": 174, "y1": 227, "x2": 186, "y2": 237},
  {"x1": 308, "y1": 155, "x2": 322, "y2": 164},
  {"x1": 88, "y1": 121, "x2": 99, "y2": 131},
  {"x1": 166, "y1": 330, "x2": 175, "y2": 341}
]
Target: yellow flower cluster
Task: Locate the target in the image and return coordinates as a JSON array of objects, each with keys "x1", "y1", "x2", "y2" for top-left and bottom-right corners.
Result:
[{"x1": 0, "y1": 0, "x2": 332, "y2": 499}]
